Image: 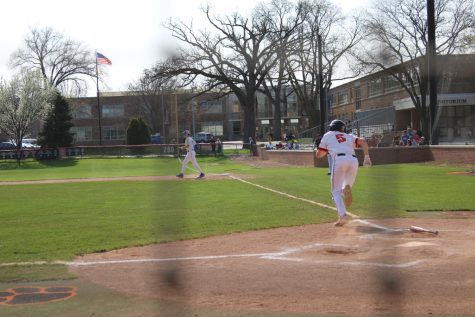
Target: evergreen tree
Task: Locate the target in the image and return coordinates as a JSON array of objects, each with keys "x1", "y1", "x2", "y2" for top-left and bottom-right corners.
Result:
[
  {"x1": 126, "y1": 117, "x2": 151, "y2": 145},
  {"x1": 37, "y1": 92, "x2": 74, "y2": 148}
]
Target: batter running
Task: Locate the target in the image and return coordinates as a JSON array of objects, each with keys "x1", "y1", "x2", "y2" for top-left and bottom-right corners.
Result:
[
  {"x1": 316, "y1": 120, "x2": 372, "y2": 226},
  {"x1": 176, "y1": 130, "x2": 205, "y2": 179}
]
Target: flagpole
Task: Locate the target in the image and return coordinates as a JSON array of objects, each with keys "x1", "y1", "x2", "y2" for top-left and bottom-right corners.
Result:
[{"x1": 95, "y1": 50, "x2": 103, "y2": 146}]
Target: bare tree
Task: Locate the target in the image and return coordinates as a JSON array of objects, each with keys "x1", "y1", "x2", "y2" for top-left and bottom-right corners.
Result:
[
  {"x1": 128, "y1": 69, "x2": 176, "y2": 135},
  {"x1": 10, "y1": 27, "x2": 97, "y2": 96},
  {"x1": 159, "y1": 4, "x2": 297, "y2": 142},
  {"x1": 258, "y1": 0, "x2": 303, "y2": 140},
  {"x1": 0, "y1": 70, "x2": 54, "y2": 162},
  {"x1": 287, "y1": 0, "x2": 363, "y2": 128},
  {"x1": 356, "y1": 0, "x2": 475, "y2": 142}
]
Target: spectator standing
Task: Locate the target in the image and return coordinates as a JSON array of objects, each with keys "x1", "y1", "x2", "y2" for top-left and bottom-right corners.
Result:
[
  {"x1": 400, "y1": 130, "x2": 410, "y2": 146},
  {"x1": 216, "y1": 138, "x2": 222, "y2": 154},
  {"x1": 313, "y1": 133, "x2": 322, "y2": 150},
  {"x1": 287, "y1": 131, "x2": 294, "y2": 149},
  {"x1": 249, "y1": 136, "x2": 256, "y2": 155},
  {"x1": 210, "y1": 135, "x2": 217, "y2": 155}
]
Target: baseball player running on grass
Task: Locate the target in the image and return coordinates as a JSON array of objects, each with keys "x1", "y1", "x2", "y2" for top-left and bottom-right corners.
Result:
[
  {"x1": 316, "y1": 120, "x2": 372, "y2": 226},
  {"x1": 176, "y1": 130, "x2": 205, "y2": 179}
]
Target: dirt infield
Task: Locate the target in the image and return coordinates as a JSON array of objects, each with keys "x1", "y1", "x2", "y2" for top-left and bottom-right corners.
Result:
[
  {"x1": 0, "y1": 174, "x2": 237, "y2": 185},
  {"x1": 70, "y1": 215, "x2": 475, "y2": 316}
]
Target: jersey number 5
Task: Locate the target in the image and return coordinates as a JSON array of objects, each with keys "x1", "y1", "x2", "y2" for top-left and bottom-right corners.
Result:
[{"x1": 335, "y1": 134, "x2": 346, "y2": 143}]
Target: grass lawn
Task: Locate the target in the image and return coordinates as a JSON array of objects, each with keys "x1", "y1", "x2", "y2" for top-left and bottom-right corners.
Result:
[
  {"x1": 0, "y1": 156, "x2": 473, "y2": 281},
  {"x1": 0, "y1": 179, "x2": 331, "y2": 264},
  {"x1": 0, "y1": 156, "x2": 249, "y2": 181}
]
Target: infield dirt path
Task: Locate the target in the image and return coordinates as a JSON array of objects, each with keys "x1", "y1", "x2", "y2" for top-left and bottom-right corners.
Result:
[
  {"x1": 0, "y1": 174, "x2": 236, "y2": 185},
  {"x1": 70, "y1": 215, "x2": 475, "y2": 316}
]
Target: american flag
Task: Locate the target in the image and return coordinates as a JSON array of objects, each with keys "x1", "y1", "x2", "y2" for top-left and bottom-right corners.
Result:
[{"x1": 96, "y1": 52, "x2": 112, "y2": 65}]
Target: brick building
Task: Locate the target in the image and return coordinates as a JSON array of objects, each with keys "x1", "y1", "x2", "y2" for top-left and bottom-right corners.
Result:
[
  {"x1": 328, "y1": 54, "x2": 475, "y2": 144},
  {"x1": 65, "y1": 54, "x2": 475, "y2": 146},
  {"x1": 66, "y1": 88, "x2": 308, "y2": 145},
  {"x1": 67, "y1": 90, "x2": 245, "y2": 145}
]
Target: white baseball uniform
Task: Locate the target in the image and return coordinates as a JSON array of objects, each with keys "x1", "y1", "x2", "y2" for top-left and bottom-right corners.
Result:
[
  {"x1": 180, "y1": 136, "x2": 204, "y2": 174},
  {"x1": 318, "y1": 131, "x2": 360, "y2": 217}
]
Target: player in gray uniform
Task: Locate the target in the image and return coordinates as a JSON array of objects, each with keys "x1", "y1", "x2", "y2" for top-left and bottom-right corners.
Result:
[
  {"x1": 316, "y1": 120, "x2": 372, "y2": 226},
  {"x1": 176, "y1": 130, "x2": 205, "y2": 179}
]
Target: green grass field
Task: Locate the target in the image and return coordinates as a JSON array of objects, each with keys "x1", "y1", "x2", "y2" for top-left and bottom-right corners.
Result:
[{"x1": 0, "y1": 156, "x2": 473, "y2": 282}]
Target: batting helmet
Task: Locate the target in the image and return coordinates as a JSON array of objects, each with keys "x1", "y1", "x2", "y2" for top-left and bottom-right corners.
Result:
[
  {"x1": 328, "y1": 120, "x2": 346, "y2": 132},
  {"x1": 183, "y1": 129, "x2": 190, "y2": 136}
]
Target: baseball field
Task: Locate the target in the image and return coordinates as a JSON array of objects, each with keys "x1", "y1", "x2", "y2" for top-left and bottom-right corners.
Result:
[{"x1": 0, "y1": 156, "x2": 474, "y2": 316}]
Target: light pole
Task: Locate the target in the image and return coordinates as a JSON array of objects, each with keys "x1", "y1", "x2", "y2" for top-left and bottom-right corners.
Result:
[
  {"x1": 427, "y1": 0, "x2": 438, "y2": 144},
  {"x1": 192, "y1": 100, "x2": 196, "y2": 137},
  {"x1": 174, "y1": 92, "x2": 178, "y2": 145},
  {"x1": 191, "y1": 87, "x2": 197, "y2": 138},
  {"x1": 318, "y1": 34, "x2": 326, "y2": 134},
  {"x1": 161, "y1": 86, "x2": 165, "y2": 142}
]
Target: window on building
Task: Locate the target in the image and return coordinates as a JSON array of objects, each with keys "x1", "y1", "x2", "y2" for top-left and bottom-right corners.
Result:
[
  {"x1": 439, "y1": 105, "x2": 474, "y2": 139},
  {"x1": 71, "y1": 126, "x2": 93, "y2": 141},
  {"x1": 354, "y1": 86, "x2": 361, "y2": 110},
  {"x1": 402, "y1": 68, "x2": 419, "y2": 85},
  {"x1": 257, "y1": 91, "x2": 270, "y2": 117},
  {"x1": 256, "y1": 92, "x2": 267, "y2": 108},
  {"x1": 287, "y1": 92, "x2": 298, "y2": 116},
  {"x1": 328, "y1": 94, "x2": 334, "y2": 108},
  {"x1": 103, "y1": 126, "x2": 125, "y2": 140},
  {"x1": 464, "y1": 106, "x2": 473, "y2": 126},
  {"x1": 337, "y1": 90, "x2": 349, "y2": 105},
  {"x1": 383, "y1": 75, "x2": 400, "y2": 92},
  {"x1": 200, "y1": 100, "x2": 223, "y2": 113},
  {"x1": 232, "y1": 102, "x2": 240, "y2": 113},
  {"x1": 287, "y1": 92, "x2": 298, "y2": 114},
  {"x1": 232, "y1": 121, "x2": 241, "y2": 136},
  {"x1": 72, "y1": 105, "x2": 93, "y2": 119},
  {"x1": 102, "y1": 104, "x2": 124, "y2": 118},
  {"x1": 202, "y1": 121, "x2": 224, "y2": 136},
  {"x1": 231, "y1": 102, "x2": 241, "y2": 120},
  {"x1": 367, "y1": 78, "x2": 382, "y2": 97}
]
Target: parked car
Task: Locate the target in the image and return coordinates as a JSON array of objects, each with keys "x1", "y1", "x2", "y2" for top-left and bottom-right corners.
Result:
[
  {"x1": 22, "y1": 138, "x2": 38, "y2": 146},
  {"x1": 0, "y1": 142, "x2": 16, "y2": 150},
  {"x1": 151, "y1": 133, "x2": 161, "y2": 144},
  {"x1": 11, "y1": 139, "x2": 40, "y2": 149},
  {"x1": 194, "y1": 132, "x2": 213, "y2": 143},
  {"x1": 21, "y1": 142, "x2": 40, "y2": 148}
]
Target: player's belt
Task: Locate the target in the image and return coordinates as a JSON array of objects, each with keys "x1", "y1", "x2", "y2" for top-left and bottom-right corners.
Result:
[{"x1": 337, "y1": 153, "x2": 356, "y2": 158}]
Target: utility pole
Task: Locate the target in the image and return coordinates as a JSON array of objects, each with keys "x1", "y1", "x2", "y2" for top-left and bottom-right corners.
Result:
[
  {"x1": 161, "y1": 86, "x2": 165, "y2": 142},
  {"x1": 175, "y1": 92, "x2": 179, "y2": 144},
  {"x1": 191, "y1": 88, "x2": 196, "y2": 137},
  {"x1": 318, "y1": 34, "x2": 326, "y2": 134}
]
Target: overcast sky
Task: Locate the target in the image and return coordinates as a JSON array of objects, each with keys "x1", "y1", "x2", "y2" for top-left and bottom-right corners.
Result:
[{"x1": 0, "y1": 0, "x2": 368, "y2": 96}]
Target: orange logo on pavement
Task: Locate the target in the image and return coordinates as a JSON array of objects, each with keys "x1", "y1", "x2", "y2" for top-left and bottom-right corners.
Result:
[{"x1": 0, "y1": 286, "x2": 77, "y2": 306}]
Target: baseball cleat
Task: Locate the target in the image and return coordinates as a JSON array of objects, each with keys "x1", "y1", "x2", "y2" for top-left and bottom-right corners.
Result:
[
  {"x1": 176, "y1": 173, "x2": 184, "y2": 178},
  {"x1": 334, "y1": 215, "x2": 347, "y2": 227},
  {"x1": 342, "y1": 185, "x2": 352, "y2": 208},
  {"x1": 196, "y1": 173, "x2": 205, "y2": 179}
]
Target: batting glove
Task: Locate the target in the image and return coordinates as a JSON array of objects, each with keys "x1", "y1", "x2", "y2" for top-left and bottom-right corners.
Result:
[{"x1": 363, "y1": 155, "x2": 372, "y2": 167}]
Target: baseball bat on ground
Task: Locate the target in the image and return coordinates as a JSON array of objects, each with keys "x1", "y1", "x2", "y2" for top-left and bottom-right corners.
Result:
[{"x1": 409, "y1": 225, "x2": 439, "y2": 235}]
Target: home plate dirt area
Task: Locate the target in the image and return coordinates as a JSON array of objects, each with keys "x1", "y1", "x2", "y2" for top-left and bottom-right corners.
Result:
[{"x1": 70, "y1": 216, "x2": 475, "y2": 316}]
